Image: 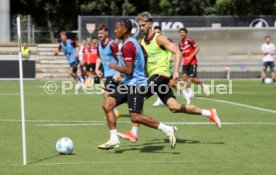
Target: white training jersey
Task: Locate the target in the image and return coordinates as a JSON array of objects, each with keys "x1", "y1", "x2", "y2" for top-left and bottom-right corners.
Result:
[{"x1": 261, "y1": 43, "x2": 275, "y2": 62}]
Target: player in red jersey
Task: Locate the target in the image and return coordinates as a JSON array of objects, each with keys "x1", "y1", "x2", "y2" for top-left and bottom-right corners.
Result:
[{"x1": 179, "y1": 27, "x2": 210, "y2": 104}]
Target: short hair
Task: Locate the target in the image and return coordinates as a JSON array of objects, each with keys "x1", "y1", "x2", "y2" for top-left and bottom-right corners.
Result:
[
  {"x1": 154, "y1": 26, "x2": 162, "y2": 31},
  {"x1": 116, "y1": 18, "x2": 132, "y2": 35},
  {"x1": 265, "y1": 35, "x2": 271, "y2": 39},
  {"x1": 179, "y1": 27, "x2": 188, "y2": 33},
  {"x1": 60, "y1": 31, "x2": 67, "y2": 36},
  {"x1": 135, "y1": 11, "x2": 152, "y2": 22},
  {"x1": 97, "y1": 24, "x2": 108, "y2": 31},
  {"x1": 91, "y1": 36, "x2": 97, "y2": 40}
]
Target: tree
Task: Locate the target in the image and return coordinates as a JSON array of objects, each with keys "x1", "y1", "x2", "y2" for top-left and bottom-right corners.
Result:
[{"x1": 11, "y1": 0, "x2": 79, "y2": 42}]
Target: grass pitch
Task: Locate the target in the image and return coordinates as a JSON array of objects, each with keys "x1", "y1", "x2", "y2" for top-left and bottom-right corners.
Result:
[{"x1": 0, "y1": 80, "x2": 276, "y2": 175}]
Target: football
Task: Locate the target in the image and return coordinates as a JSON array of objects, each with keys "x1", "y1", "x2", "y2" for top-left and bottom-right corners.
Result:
[
  {"x1": 264, "y1": 78, "x2": 273, "y2": 84},
  {"x1": 56, "y1": 137, "x2": 74, "y2": 155}
]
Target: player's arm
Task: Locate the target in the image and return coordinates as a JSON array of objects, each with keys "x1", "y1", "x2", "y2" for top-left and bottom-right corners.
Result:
[
  {"x1": 109, "y1": 42, "x2": 135, "y2": 75},
  {"x1": 110, "y1": 42, "x2": 120, "y2": 60},
  {"x1": 156, "y1": 35, "x2": 182, "y2": 80},
  {"x1": 54, "y1": 45, "x2": 61, "y2": 55},
  {"x1": 95, "y1": 57, "x2": 103, "y2": 77},
  {"x1": 269, "y1": 45, "x2": 275, "y2": 55},
  {"x1": 71, "y1": 40, "x2": 79, "y2": 58},
  {"x1": 110, "y1": 61, "x2": 133, "y2": 75},
  {"x1": 186, "y1": 45, "x2": 200, "y2": 65}
]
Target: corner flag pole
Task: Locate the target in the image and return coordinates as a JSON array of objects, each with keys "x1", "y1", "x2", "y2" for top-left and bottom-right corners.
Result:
[{"x1": 17, "y1": 16, "x2": 27, "y2": 166}]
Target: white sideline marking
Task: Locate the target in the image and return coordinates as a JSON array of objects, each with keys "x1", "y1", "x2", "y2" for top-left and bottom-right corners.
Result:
[
  {"x1": 35, "y1": 123, "x2": 104, "y2": 126},
  {"x1": 196, "y1": 97, "x2": 276, "y2": 114},
  {"x1": 1, "y1": 119, "x2": 276, "y2": 126},
  {"x1": 28, "y1": 160, "x2": 231, "y2": 166}
]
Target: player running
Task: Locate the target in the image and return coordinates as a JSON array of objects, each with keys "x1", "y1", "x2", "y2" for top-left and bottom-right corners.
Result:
[
  {"x1": 178, "y1": 27, "x2": 210, "y2": 104},
  {"x1": 118, "y1": 12, "x2": 221, "y2": 143},
  {"x1": 95, "y1": 24, "x2": 120, "y2": 117},
  {"x1": 152, "y1": 26, "x2": 187, "y2": 107},
  {"x1": 98, "y1": 19, "x2": 177, "y2": 150},
  {"x1": 54, "y1": 31, "x2": 82, "y2": 83}
]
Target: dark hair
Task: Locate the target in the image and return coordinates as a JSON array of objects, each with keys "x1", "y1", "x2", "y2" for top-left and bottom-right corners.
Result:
[
  {"x1": 154, "y1": 26, "x2": 162, "y2": 31},
  {"x1": 91, "y1": 36, "x2": 97, "y2": 40},
  {"x1": 265, "y1": 35, "x2": 271, "y2": 39},
  {"x1": 117, "y1": 18, "x2": 132, "y2": 34},
  {"x1": 97, "y1": 24, "x2": 108, "y2": 31},
  {"x1": 179, "y1": 27, "x2": 187, "y2": 33}
]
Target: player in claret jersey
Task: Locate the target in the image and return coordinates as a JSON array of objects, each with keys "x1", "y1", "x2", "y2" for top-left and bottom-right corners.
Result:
[
  {"x1": 178, "y1": 27, "x2": 210, "y2": 104},
  {"x1": 98, "y1": 19, "x2": 177, "y2": 150}
]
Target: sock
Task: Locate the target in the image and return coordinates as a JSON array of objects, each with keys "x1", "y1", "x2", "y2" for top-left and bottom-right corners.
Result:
[
  {"x1": 182, "y1": 90, "x2": 189, "y2": 97},
  {"x1": 131, "y1": 126, "x2": 139, "y2": 136},
  {"x1": 158, "y1": 122, "x2": 172, "y2": 134},
  {"x1": 110, "y1": 129, "x2": 119, "y2": 142},
  {"x1": 187, "y1": 88, "x2": 193, "y2": 94},
  {"x1": 202, "y1": 109, "x2": 211, "y2": 118},
  {"x1": 262, "y1": 78, "x2": 265, "y2": 83},
  {"x1": 273, "y1": 79, "x2": 276, "y2": 83}
]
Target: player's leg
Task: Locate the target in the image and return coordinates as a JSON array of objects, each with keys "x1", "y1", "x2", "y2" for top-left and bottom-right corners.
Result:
[
  {"x1": 98, "y1": 87, "x2": 127, "y2": 150},
  {"x1": 182, "y1": 66, "x2": 192, "y2": 104},
  {"x1": 189, "y1": 65, "x2": 210, "y2": 96},
  {"x1": 262, "y1": 62, "x2": 268, "y2": 83},
  {"x1": 127, "y1": 85, "x2": 177, "y2": 149},
  {"x1": 69, "y1": 61, "x2": 79, "y2": 82},
  {"x1": 159, "y1": 86, "x2": 222, "y2": 128},
  {"x1": 152, "y1": 97, "x2": 164, "y2": 107},
  {"x1": 269, "y1": 61, "x2": 276, "y2": 83},
  {"x1": 104, "y1": 76, "x2": 120, "y2": 117}
]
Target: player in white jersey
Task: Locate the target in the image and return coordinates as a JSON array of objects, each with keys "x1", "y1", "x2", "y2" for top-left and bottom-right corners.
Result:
[{"x1": 261, "y1": 35, "x2": 276, "y2": 83}]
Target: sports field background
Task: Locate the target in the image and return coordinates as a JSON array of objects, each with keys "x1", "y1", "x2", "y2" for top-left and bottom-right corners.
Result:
[{"x1": 0, "y1": 80, "x2": 276, "y2": 175}]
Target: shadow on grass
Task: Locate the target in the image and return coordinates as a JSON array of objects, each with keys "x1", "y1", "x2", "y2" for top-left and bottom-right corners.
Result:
[
  {"x1": 27, "y1": 153, "x2": 76, "y2": 165},
  {"x1": 126, "y1": 138, "x2": 224, "y2": 147},
  {"x1": 115, "y1": 145, "x2": 180, "y2": 154}
]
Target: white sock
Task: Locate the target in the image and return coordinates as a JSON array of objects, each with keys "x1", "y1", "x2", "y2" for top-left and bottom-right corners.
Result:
[
  {"x1": 131, "y1": 126, "x2": 139, "y2": 136},
  {"x1": 187, "y1": 88, "x2": 193, "y2": 94},
  {"x1": 157, "y1": 97, "x2": 163, "y2": 104},
  {"x1": 113, "y1": 108, "x2": 118, "y2": 112},
  {"x1": 110, "y1": 129, "x2": 119, "y2": 142},
  {"x1": 182, "y1": 90, "x2": 189, "y2": 97},
  {"x1": 158, "y1": 122, "x2": 172, "y2": 134},
  {"x1": 202, "y1": 109, "x2": 211, "y2": 117}
]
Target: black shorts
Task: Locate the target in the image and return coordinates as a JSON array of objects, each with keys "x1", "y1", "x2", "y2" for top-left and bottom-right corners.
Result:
[
  {"x1": 69, "y1": 60, "x2": 79, "y2": 73},
  {"x1": 109, "y1": 85, "x2": 146, "y2": 114},
  {"x1": 263, "y1": 61, "x2": 275, "y2": 71},
  {"x1": 104, "y1": 76, "x2": 120, "y2": 93},
  {"x1": 145, "y1": 74, "x2": 176, "y2": 104},
  {"x1": 182, "y1": 64, "x2": 197, "y2": 77},
  {"x1": 83, "y1": 63, "x2": 96, "y2": 72}
]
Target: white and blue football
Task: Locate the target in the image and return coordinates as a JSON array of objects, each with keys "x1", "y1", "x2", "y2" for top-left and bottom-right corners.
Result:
[{"x1": 56, "y1": 137, "x2": 74, "y2": 155}]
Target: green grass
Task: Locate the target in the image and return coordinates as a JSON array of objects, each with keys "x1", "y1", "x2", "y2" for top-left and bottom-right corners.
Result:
[{"x1": 0, "y1": 80, "x2": 276, "y2": 175}]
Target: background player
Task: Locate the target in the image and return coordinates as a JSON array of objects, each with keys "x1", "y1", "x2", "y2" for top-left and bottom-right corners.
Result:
[
  {"x1": 178, "y1": 27, "x2": 210, "y2": 104},
  {"x1": 261, "y1": 35, "x2": 276, "y2": 83},
  {"x1": 95, "y1": 24, "x2": 120, "y2": 117},
  {"x1": 54, "y1": 31, "x2": 82, "y2": 83}
]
